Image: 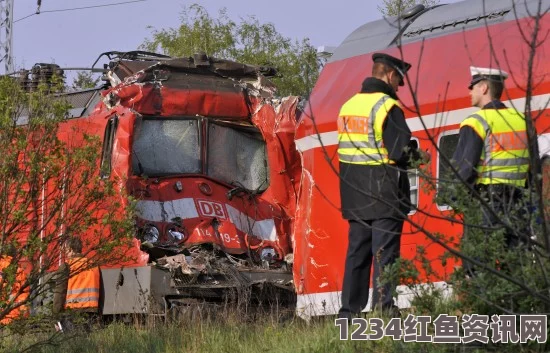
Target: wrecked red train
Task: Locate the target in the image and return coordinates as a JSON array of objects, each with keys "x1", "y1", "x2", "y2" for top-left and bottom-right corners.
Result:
[{"x1": 35, "y1": 51, "x2": 304, "y2": 315}]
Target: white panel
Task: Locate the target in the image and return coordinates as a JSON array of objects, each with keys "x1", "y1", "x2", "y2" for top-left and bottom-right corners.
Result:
[
  {"x1": 226, "y1": 204, "x2": 277, "y2": 241},
  {"x1": 136, "y1": 198, "x2": 198, "y2": 222},
  {"x1": 296, "y1": 281, "x2": 451, "y2": 319},
  {"x1": 136, "y1": 200, "x2": 276, "y2": 241}
]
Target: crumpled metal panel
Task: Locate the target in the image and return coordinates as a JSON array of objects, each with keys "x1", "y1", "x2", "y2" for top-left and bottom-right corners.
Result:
[
  {"x1": 114, "y1": 57, "x2": 274, "y2": 82},
  {"x1": 70, "y1": 105, "x2": 151, "y2": 268},
  {"x1": 110, "y1": 108, "x2": 150, "y2": 267},
  {"x1": 108, "y1": 81, "x2": 253, "y2": 120},
  {"x1": 252, "y1": 97, "x2": 301, "y2": 217},
  {"x1": 251, "y1": 97, "x2": 302, "y2": 257}
]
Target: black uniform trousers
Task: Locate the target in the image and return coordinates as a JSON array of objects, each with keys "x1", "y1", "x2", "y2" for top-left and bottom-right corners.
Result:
[
  {"x1": 463, "y1": 184, "x2": 526, "y2": 276},
  {"x1": 338, "y1": 218, "x2": 403, "y2": 319}
]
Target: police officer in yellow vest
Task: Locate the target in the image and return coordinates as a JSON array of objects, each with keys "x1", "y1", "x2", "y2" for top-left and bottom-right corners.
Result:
[
  {"x1": 338, "y1": 53, "x2": 418, "y2": 319},
  {"x1": 452, "y1": 67, "x2": 529, "y2": 253}
]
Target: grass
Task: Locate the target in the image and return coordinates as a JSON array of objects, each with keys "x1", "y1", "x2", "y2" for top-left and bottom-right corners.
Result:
[{"x1": 0, "y1": 305, "x2": 494, "y2": 353}]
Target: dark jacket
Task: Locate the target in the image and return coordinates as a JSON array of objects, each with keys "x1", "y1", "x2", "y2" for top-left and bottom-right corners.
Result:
[
  {"x1": 452, "y1": 100, "x2": 506, "y2": 185},
  {"x1": 339, "y1": 77, "x2": 414, "y2": 221}
]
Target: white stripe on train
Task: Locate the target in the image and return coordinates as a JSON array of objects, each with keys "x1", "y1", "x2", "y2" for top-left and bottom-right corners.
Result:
[
  {"x1": 135, "y1": 199, "x2": 277, "y2": 242},
  {"x1": 295, "y1": 93, "x2": 550, "y2": 155},
  {"x1": 296, "y1": 282, "x2": 450, "y2": 320}
]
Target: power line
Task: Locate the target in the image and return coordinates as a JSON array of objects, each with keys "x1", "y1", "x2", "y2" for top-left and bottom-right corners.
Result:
[
  {"x1": 14, "y1": 0, "x2": 148, "y2": 23},
  {"x1": 41, "y1": 0, "x2": 148, "y2": 13},
  {"x1": 14, "y1": 13, "x2": 35, "y2": 23}
]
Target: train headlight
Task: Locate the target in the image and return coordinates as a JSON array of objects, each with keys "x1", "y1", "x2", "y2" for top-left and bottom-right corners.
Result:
[
  {"x1": 167, "y1": 228, "x2": 185, "y2": 243},
  {"x1": 142, "y1": 224, "x2": 160, "y2": 244},
  {"x1": 260, "y1": 247, "x2": 276, "y2": 263}
]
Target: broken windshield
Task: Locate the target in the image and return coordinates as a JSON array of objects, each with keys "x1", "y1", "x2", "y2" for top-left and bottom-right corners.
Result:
[
  {"x1": 207, "y1": 123, "x2": 269, "y2": 192},
  {"x1": 132, "y1": 119, "x2": 200, "y2": 176}
]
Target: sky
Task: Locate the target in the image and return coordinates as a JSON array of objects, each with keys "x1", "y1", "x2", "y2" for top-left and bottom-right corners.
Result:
[{"x1": 10, "y1": 0, "x2": 459, "y2": 81}]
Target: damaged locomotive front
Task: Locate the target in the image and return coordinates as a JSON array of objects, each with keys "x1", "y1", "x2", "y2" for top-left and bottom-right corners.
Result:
[{"x1": 91, "y1": 52, "x2": 302, "y2": 312}]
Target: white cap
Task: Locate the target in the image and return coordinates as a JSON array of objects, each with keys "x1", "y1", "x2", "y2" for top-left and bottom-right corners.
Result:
[
  {"x1": 468, "y1": 66, "x2": 509, "y2": 89},
  {"x1": 469, "y1": 66, "x2": 509, "y2": 78}
]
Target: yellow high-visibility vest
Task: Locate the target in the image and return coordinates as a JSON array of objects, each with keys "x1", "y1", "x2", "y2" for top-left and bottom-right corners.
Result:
[
  {"x1": 460, "y1": 108, "x2": 529, "y2": 187},
  {"x1": 65, "y1": 256, "x2": 100, "y2": 310},
  {"x1": 337, "y1": 92, "x2": 399, "y2": 165}
]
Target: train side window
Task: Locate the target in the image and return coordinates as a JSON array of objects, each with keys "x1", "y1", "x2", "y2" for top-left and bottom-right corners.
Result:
[
  {"x1": 437, "y1": 131, "x2": 460, "y2": 208},
  {"x1": 100, "y1": 116, "x2": 119, "y2": 178},
  {"x1": 408, "y1": 137, "x2": 419, "y2": 214},
  {"x1": 408, "y1": 169, "x2": 419, "y2": 214}
]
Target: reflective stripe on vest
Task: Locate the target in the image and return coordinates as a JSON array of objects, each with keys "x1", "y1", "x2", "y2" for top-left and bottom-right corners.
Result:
[
  {"x1": 337, "y1": 92, "x2": 398, "y2": 165},
  {"x1": 460, "y1": 108, "x2": 529, "y2": 187},
  {"x1": 66, "y1": 288, "x2": 100, "y2": 304},
  {"x1": 65, "y1": 257, "x2": 100, "y2": 309}
]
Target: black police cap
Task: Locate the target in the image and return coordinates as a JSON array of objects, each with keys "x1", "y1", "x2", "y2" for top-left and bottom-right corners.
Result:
[{"x1": 372, "y1": 53, "x2": 412, "y2": 86}]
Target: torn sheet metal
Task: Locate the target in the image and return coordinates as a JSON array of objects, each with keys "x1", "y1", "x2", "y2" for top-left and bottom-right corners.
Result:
[
  {"x1": 156, "y1": 253, "x2": 206, "y2": 275},
  {"x1": 155, "y1": 250, "x2": 293, "y2": 294}
]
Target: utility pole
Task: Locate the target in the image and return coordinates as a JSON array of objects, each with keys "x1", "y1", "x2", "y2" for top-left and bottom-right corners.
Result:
[{"x1": 0, "y1": 0, "x2": 14, "y2": 74}]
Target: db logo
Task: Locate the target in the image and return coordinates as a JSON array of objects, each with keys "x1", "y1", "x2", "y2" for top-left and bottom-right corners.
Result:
[{"x1": 197, "y1": 200, "x2": 227, "y2": 219}]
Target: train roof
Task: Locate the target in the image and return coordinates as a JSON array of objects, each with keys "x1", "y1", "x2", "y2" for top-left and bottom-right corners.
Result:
[
  {"x1": 101, "y1": 51, "x2": 277, "y2": 83},
  {"x1": 329, "y1": 0, "x2": 548, "y2": 62}
]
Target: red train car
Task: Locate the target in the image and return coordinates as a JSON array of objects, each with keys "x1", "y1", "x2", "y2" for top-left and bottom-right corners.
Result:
[{"x1": 293, "y1": 0, "x2": 550, "y2": 318}]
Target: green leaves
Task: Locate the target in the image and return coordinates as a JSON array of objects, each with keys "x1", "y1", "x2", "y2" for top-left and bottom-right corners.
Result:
[
  {"x1": 72, "y1": 71, "x2": 101, "y2": 91},
  {"x1": 378, "y1": 0, "x2": 440, "y2": 17},
  {"x1": 0, "y1": 76, "x2": 135, "y2": 325}
]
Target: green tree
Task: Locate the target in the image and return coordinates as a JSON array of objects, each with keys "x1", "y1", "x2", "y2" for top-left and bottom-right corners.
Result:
[
  {"x1": 71, "y1": 71, "x2": 100, "y2": 90},
  {"x1": 141, "y1": 4, "x2": 319, "y2": 97},
  {"x1": 378, "y1": 0, "x2": 440, "y2": 17},
  {"x1": 0, "y1": 76, "x2": 134, "y2": 344}
]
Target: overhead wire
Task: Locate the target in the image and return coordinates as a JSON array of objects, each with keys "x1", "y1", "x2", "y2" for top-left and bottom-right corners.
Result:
[
  {"x1": 14, "y1": 13, "x2": 36, "y2": 23},
  {"x1": 14, "y1": 0, "x2": 148, "y2": 23}
]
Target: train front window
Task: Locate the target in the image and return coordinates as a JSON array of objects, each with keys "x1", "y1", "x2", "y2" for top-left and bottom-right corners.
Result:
[
  {"x1": 132, "y1": 119, "x2": 200, "y2": 176},
  {"x1": 207, "y1": 123, "x2": 269, "y2": 192}
]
